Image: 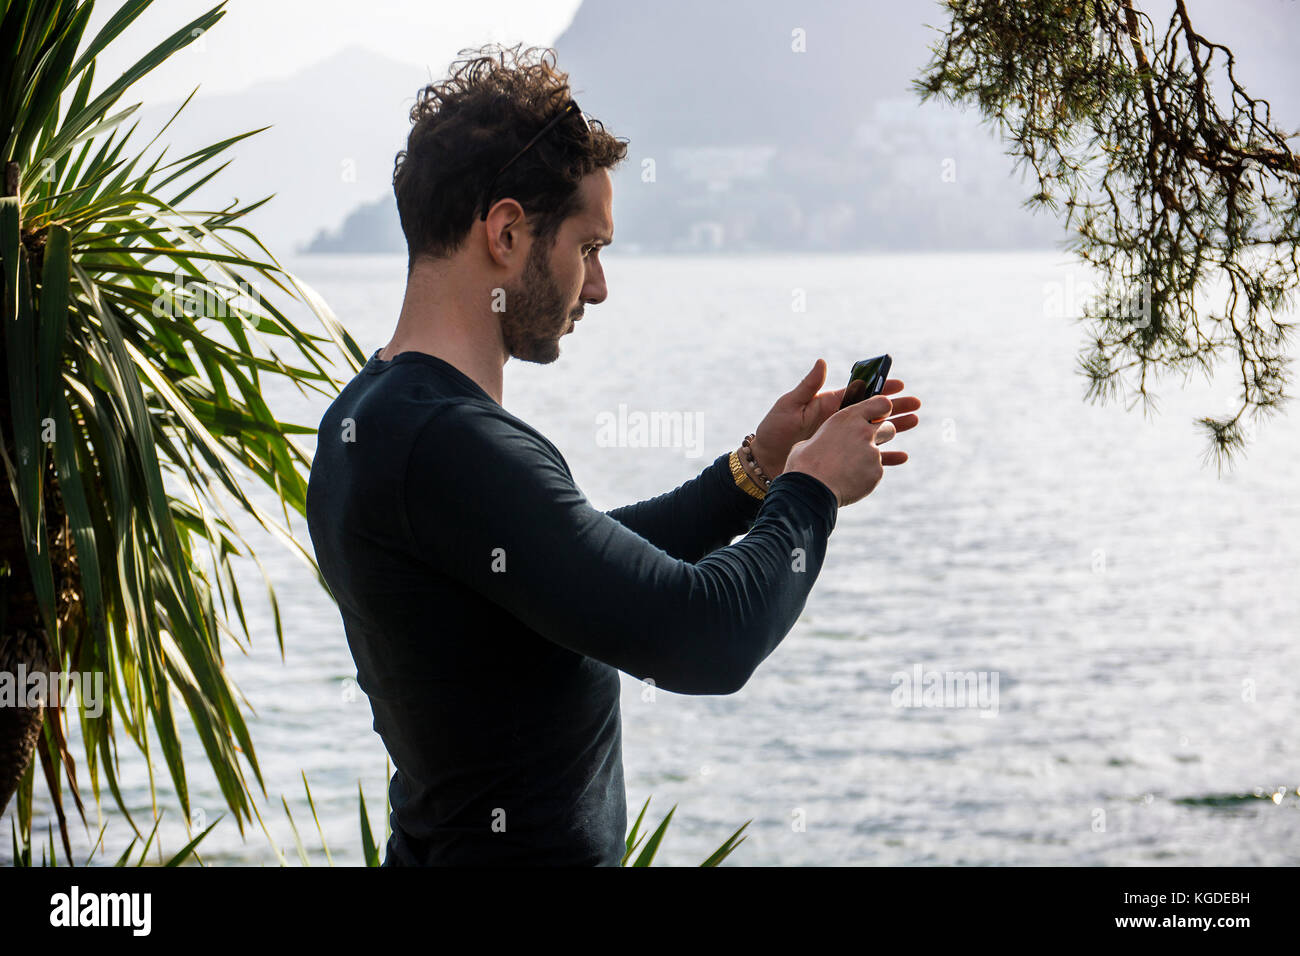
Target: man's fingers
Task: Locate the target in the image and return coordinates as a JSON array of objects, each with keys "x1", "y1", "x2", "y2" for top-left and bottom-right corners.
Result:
[
  {"x1": 881, "y1": 450, "x2": 909, "y2": 466},
  {"x1": 880, "y1": 378, "x2": 905, "y2": 395},
  {"x1": 872, "y1": 420, "x2": 897, "y2": 445},
  {"x1": 884, "y1": 395, "x2": 921, "y2": 416},
  {"x1": 856, "y1": 393, "x2": 892, "y2": 421},
  {"x1": 885, "y1": 412, "x2": 919, "y2": 433}
]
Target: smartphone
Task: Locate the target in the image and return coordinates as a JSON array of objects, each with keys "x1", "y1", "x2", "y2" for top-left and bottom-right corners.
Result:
[{"x1": 838, "y1": 354, "x2": 892, "y2": 410}]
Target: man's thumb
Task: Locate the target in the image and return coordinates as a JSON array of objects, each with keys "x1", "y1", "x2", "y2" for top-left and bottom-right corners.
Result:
[{"x1": 793, "y1": 358, "x2": 826, "y2": 398}]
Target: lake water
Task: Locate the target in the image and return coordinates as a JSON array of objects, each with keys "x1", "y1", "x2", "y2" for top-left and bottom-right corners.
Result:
[{"x1": 7, "y1": 251, "x2": 1298, "y2": 866}]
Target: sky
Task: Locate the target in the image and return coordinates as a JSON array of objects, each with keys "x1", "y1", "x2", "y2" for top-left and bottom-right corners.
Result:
[{"x1": 84, "y1": 0, "x2": 583, "y2": 108}]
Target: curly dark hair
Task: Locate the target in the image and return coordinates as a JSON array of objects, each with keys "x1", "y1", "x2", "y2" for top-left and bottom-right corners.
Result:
[{"x1": 393, "y1": 43, "x2": 628, "y2": 269}]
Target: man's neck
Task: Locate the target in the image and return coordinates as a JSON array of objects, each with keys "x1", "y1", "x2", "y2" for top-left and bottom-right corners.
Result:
[{"x1": 380, "y1": 260, "x2": 506, "y2": 405}]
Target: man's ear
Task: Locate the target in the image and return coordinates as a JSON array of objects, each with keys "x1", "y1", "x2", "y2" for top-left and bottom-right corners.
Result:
[{"x1": 484, "y1": 201, "x2": 528, "y2": 264}]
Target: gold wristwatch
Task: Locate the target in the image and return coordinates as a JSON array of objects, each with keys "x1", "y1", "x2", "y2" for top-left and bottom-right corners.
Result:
[{"x1": 729, "y1": 449, "x2": 767, "y2": 500}]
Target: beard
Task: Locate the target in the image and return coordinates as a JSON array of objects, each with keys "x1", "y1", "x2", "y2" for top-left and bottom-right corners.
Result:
[{"x1": 499, "y1": 237, "x2": 577, "y2": 364}]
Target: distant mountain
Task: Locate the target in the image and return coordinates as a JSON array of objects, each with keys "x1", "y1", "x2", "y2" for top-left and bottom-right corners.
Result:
[
  {"x1": 302, "y1": 194, "x2": 405, "y2": 254},
  {"x1": 550, "y1": 0, "x2": 1059, "y2": 251},
  {"x1": 135, "y1": 45, "x2": 426, "y2": 254},
  {"x1": 552, "y1": 0, "x2": 939, "y2": 150}
]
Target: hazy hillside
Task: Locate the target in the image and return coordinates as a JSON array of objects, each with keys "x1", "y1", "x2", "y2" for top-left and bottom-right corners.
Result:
[
  {"x1": 545, "y1": 0, "x2": 1300, "y2": 253},
  {"x1": 135, "y1": 45, "x2": 425, "y2": 254},
  {"x1": 129, "y1": 0, "x2": 1300, "y2": 255}
]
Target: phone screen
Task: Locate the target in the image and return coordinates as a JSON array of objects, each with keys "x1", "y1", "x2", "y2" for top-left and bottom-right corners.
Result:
[{"x1": 839, "y1": 354, "x2": 892, "y2": 410}]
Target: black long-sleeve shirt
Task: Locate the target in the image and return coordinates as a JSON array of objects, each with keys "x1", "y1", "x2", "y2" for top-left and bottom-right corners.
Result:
[{"x1": 304, "y1": 349, "x2": 839, "y2": 866}]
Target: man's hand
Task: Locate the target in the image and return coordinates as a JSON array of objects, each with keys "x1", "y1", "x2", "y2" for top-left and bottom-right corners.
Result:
[{"x1": 749, "y1": 358, "x2": 920, "y2": 477}]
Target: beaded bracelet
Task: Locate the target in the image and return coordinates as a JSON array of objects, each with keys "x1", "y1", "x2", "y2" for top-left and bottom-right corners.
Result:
[{"x1": 741, "y1": 434, "x2": 773, "y2": 490}]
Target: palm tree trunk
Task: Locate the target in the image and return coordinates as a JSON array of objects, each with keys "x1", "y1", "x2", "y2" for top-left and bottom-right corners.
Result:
[{"x1": 0, "y1": 472, "x2": 50, "y2": 817}]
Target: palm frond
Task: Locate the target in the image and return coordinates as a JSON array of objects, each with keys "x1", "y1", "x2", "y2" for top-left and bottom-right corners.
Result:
[{"x1": 1, "y1": 0, "x2": 363, "y2": 862}]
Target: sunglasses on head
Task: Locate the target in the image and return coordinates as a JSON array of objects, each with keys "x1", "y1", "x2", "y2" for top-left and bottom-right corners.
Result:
[{"x1": 478, "y1": 99, "x2": 591, "y2": 221}]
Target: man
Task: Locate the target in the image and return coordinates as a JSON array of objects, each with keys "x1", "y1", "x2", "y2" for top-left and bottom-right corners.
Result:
[{"x1": 305, "y1": 43, "x2": 919, "y2": 866}]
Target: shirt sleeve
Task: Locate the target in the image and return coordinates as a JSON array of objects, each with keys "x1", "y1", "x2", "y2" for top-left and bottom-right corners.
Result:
[
  {"x1": 602, "y1": 452, "x2": 765, "y2": 562},
  {"x1": 403, "y1": 402, "x2": 839, "y2": 696}
]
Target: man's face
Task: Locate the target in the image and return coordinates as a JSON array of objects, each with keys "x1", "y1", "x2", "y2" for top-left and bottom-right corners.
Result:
[{"x1": 500, "y1": 170, "x2": 612, "y2": 364}]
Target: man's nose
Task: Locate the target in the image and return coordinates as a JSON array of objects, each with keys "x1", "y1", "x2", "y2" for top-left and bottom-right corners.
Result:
[{"x1": 584, "y1": 262, "x2": 607, "y2": 305}]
